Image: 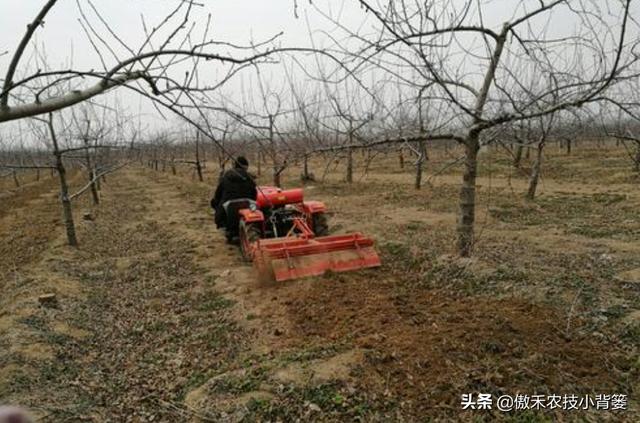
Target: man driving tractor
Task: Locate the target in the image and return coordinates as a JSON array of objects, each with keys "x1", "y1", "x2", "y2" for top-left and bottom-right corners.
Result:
[
  {"x1": 211, "y1": 156, "x2": 257, "y2": 244},
  {"x1": 209, "y1": 155, "x2": 381, "y2": 281}
]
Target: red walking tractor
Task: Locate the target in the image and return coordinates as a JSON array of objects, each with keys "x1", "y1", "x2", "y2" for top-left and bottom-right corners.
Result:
[{"x1": 225, "y1": 186, "x2": 381, "y2": 281}]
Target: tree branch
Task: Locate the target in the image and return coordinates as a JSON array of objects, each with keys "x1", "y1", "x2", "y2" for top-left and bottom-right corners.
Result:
[{"x1": 1, "y1": 0, "x2": 59, "y2": 109}]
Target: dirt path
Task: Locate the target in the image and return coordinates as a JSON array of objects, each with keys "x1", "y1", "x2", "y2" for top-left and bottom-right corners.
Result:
[
  {"x1": 1, "y1": 168, "x2": 370, "y2": 422},
  {"x1": 139, "y1": 169, "x2": 292, "y2": 354}
]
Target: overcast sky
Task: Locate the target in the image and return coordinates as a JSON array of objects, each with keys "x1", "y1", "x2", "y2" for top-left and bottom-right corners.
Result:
[
  {"x1": 1, "y1": 1, "x2": 637, "y2": 145},
  {"x1": 1, "y1": 0, "x2": 334, "y2": 137}
]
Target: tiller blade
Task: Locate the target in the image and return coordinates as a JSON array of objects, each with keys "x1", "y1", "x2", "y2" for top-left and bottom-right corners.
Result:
[{"x1": 253, "y1": 232, "x2": 381, "y2": 282}]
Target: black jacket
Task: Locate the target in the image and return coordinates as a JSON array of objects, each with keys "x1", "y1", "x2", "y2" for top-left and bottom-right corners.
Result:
[{"x1": 211, "y1": 167, "x2": 257, "y2": 226}]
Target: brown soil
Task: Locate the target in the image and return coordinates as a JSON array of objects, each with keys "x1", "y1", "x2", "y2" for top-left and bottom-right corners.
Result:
[
  {"x1": 1, "y1": 144, "x2": 638, "y2": 421},
  {"x1": 286, "y1": 274, "x2": 626, "y2": 414}
]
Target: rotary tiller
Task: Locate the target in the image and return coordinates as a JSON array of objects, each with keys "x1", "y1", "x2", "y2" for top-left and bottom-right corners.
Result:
[{"x1": 235, "y1": 186, "x2": 381, "y2": 282}]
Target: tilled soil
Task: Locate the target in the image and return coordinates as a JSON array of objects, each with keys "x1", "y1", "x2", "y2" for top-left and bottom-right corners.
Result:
[{"x1": 1, "y1": 155, "x2": 638, "y2": 421}]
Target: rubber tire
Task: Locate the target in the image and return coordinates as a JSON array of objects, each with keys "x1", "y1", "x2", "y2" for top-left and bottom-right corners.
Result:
[
  {"x1": 312, "y1": 212, "x2": 329, "y2": 236},
  {"x1": 239, "y1": 220, "x2": 262, "y2": 262}
]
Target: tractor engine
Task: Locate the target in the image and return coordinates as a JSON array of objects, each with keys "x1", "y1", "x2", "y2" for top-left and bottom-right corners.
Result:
[
  {"x1": 257, "y1": 187, "x2": 307, "y2": 238},
  {"x1": 264, "y1": 206, "x2": 299, "y2": 238},
  {"x1": 256, "y1": 187, "x2": 303, "y2": 208}
]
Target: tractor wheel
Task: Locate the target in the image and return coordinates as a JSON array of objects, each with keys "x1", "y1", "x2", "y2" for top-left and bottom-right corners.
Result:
[
  {"x1": 312, "y1": 212, "x2": 329, "y2": 236},
  {"x1": 239, "y1": 220, "x2": 261, "y2": 262}
]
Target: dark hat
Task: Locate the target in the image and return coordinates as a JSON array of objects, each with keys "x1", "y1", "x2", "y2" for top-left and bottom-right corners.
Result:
[{"x1": 235, "y1": 156, "x2": 249, "y2": 168}]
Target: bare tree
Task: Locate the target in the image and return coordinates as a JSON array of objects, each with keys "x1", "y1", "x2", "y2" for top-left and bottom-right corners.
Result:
[
  {"x1": 604, "y1": 104, "x2": 640, "y2": 173},
  {"x1": 0, "y1": 0, "x2": 283, "y2": 124},
  {"x1": 47, "y1": 113, "x2": 78, "y2": 245},
  {"x1": 312, "y1": 0, "x2": 638, "y2": 256},
  {"x1": 525, "y1": 113, "x2": 557, "y2": 200},
  {"x1": 1, "y1": 99, "x2": 133, "y2": 246}
]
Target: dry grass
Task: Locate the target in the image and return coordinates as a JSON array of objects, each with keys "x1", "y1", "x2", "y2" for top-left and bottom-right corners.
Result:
[{"x1": 1, "y1": 141, "x2": 638, "y2": 421}]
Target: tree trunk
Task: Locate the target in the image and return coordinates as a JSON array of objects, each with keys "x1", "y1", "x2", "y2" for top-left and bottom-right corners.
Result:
[
  {"x1": 48, "y1": 114, "x2": 78, "y2": 247},
  {"x1": 454, "y1": 28, "x2": 507, "y2": 257},
  {"x1": 346, "y1": 147, "x2": 353, "y2": 183},
  {"x1": 415, "y1": 139, "x2": 427, "y2": 190},
  {"x1": 13, "y1": 170, "x2": 19, "y2": 187},
  {"x1": 346, "y1": 125, "x2": 355, "y2": 183},
  {"x1": 513, "y1": 144, "x2": 523, "y2": 168},
  {"x1": 566, "y1": 138, "x2": 571, "y2": 155},
  {"x1": 88, "y1": 169, "x2": 100, "y2": 205},
  {"x1": 268, "y1": 116, "x2": 281, "y2": 187},
  {"x1": 218, "y1": 154, "x2": 225, "y2": 174},
  {"x1": 56, "y1": 159, "x2": 78, "y2": 247},
  {"x1": 272, "y1": 158, "x2": 282, "y2": 188},
  {"x1": 526, "y1": 140, "x2": 545, "y2": 200},
  {"x1": 195, "y1": 132, "x2": 204, "y2": 182},
  {"x1": 196, "y1": 161, "x2": 203, "y2": 182},
  {"x1": 273, "y1": 167, "x2": 281, "y2": 187},
  {"x1": 415, "y1": 156, "x2": 423, "y2": 190},
  {"x1": 83, "y1": 138, "x2": 99, "y2": 205},
  {"x1": 456, "y1": 136, "x2": 480, "y2": 257},
  {"x1": 302, "y1": 154, "x2": 311, "y2": 181},
  {"x1": 399, "y1": 149, "x2": 404, "y2": 169}
]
